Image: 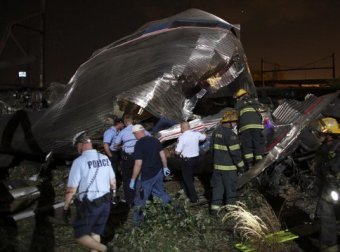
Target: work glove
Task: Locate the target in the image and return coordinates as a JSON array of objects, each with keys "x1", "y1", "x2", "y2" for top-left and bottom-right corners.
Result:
[
  {"x1": 163, "y1": 167, "x2": 171, "y2": 177},
  {"x1": 129, "y1": 179, "x2": 136, "y2": 190},
  {"x1": 63, "y1": 207, "x2": 71, "y2": 223}
]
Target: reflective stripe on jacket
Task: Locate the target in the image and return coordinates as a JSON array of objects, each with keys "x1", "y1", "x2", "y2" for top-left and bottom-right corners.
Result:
[
  {"x1": 211, "y1": 125, "x2": 244, "y2": 171},
  {"x1": 235, "y1": 98, "x2": 263, "y2": 133}
]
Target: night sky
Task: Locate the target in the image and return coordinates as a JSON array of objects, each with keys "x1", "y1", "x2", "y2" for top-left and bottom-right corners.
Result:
[{"x1": 1, "y1": 0, "x2": 340, "y2": 88}]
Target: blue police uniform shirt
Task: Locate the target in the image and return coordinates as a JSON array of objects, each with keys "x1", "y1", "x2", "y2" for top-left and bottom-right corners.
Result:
[
  {"x1": 103, "y1": 126, "x2": 118, "y2": 151},
  {"x1": 134, "y1": 136, "x2": 163, "y2": 181},
  {"x1": 67, "y1": 149, "x2": 115, "y2": 201},
  {"x1": 114, "y1": 125, "x2": 151, "y2": 154}
]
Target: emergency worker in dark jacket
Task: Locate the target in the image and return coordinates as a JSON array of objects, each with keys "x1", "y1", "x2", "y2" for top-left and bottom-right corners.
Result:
[
  {"x1": 210, "y1": 110, "x2": 245, "y2": 215},
  {"x1": 314, "y1": 117, "x2": 340, "y2": 251},
  {"x1": 234, "y1": 89, "x2": 264, "y2": 169}
]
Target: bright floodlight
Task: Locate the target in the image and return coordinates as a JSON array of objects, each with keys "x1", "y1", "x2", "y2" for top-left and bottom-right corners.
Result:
[
  {"x1": 18, "y1": 71, "x2": 27, "y2": 78},
  {"x1": 330, "y1": 191, "x2": 339, "y2": 201}
]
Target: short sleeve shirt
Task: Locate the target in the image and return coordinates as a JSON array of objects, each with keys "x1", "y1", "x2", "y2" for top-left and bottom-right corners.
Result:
[
  {"x1": 114, "y1": 125, "x2": 151, "y2": 154},
  {"x1": 67, "y1": 149, "x2": 115, "y2": 201},
  {"x1": 103, "y1": 127, "x2": 118, "y2": 151},
  {"x1": 134, "y1": 136, "x2": 162, "y2": 181},
  {"x1": 175, "y1": 130, "x2": 206, "y2": 158}
]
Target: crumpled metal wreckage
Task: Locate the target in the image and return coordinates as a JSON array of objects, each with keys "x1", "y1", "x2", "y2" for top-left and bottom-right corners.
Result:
[
  {"x1": 0, "y1": 8, "x2": 255, "y2": 162},
  {"x1": 0, "y1": 8, "x2": 255, "y2": 214},
  {"x1": 238, "y1": 91, "x2": 340, "y2": 188}
]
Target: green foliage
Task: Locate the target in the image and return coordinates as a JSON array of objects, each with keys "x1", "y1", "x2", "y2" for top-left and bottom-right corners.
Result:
[{"x1": 110, "y1": 198, "x2": 231, "y2": 252}]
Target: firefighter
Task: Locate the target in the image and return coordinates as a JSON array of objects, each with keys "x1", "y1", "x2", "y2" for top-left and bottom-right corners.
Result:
[
  {"x1": 210, "y1": 110, "x2": 245, "y2": 215},
  {"x1": 314, "y1": 117, "x2": 340, "y2": 251},
  {"x1": 234, "y1": 89, "x2": 264, "y2": 169}
]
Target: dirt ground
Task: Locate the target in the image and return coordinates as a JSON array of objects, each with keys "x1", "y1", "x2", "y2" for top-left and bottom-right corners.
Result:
[{"x1": 0, "y1": 162, "x2": 298, "y2": 252}]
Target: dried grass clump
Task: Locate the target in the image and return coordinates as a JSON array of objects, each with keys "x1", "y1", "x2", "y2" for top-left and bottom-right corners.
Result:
[
  {"x1": 221, "y1": 201, "x2": 295, "y2": 252},
  {"x1": 221, "y1": 201, "x2": 269, "y2": 241}
]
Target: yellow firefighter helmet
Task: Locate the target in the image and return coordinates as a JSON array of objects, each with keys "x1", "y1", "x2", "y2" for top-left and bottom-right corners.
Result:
[
  {"x1": 221, "y1": 110, "x2": 238, "y2": 123},
  {"x1": 234, "y1": 88, "x2": 248, "y2": 99},
  {"x1": 315, "y1": 117, "x2": 340, "y2": 134}
]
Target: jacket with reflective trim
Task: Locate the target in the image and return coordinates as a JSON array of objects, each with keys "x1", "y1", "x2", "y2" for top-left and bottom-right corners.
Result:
[
  {"x1": 211, "y1": 125, "x2": 244, "y2": 171},
  {"x1": 315, "y1": 140, "x2": 340, "y2": 191},
  {"x1": 235, "y1": 98, "x2": 263, "y2": 133}
]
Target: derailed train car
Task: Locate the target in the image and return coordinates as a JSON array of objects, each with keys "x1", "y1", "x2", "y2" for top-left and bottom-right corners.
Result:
[
  {"x1": 0, "y1": 8, "x2": 256, "y2": 213},
  {"x1": 0, "y1": 8, "x2": 255, "y2": 165}
]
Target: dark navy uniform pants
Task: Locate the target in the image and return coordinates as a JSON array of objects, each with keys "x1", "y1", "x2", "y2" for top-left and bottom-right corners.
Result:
[
  {"x1": 73, "y1": 201, "x2": 110, "y2": 239},
  {"x1": 210, "y1": 170, "x2": 237, "y2": 209},
  {"x1": 239, "y1": 129, "x2": 265, "y2": 166},
  {"x1": 109, "y1": 151, "x2": 122, "y2": 188},
  {"x1": 121, "y1": 152, "x2": 135, "y2": 205},
  {"x1": 317, "y1": 198, "x2": 338, "y2": 250},
  {"x1": 180, "y1": 156, "x2": 199, "y2": 203}
]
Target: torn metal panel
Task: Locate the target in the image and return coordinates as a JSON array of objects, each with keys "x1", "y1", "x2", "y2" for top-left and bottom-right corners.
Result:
[
  {"x1": 0, "y1": 180, "x2": 40, "y2": 214},
  {"x1": 238, "y1": 91, "x2": 340, "y2": 188},
  {"x1": 157, "y1": 109, "x2": 225, "y2": 143}
]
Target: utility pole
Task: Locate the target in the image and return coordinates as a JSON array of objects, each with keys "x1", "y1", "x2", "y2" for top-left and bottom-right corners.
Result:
[
  {"x1": 332, "y1": 53, "x2": 335, "y2": 79},
  {"x1": 260, "y1": 58, "x2": 264, "y2": 87},
  {"x1": 39, "y1": 0, "x2": 46, "y2": 88}
]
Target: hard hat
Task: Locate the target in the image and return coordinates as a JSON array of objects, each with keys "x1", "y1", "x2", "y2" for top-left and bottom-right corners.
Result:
[
  {"x1": 72, "y1": 131, "x2": 91, "y2": 146},
  {"x1": 234, "y1": 89, "x2": 248, "y2": 99},
  {"x1": 221, "y1": 110, "x2": 238, "y2": 123},
  {"x1": 315, "y1": 117, "x2": 340, "y2": 134},
  {"x1": 132, "y1": 124, "x2": 145, "y2": 133}
]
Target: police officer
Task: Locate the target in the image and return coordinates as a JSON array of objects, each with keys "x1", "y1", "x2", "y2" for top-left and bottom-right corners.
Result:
[
  {"x1": 210, "y1": 110, "x2": 245, "y2": 215},
  {"x1": 313, "y1": 117, "x2": 340, "y2": 251},
  {"x1": 129, "y1": 124, "x2": 171, "y2": 226},
  {"x1": 103, "y1": 115, "x2": 124, "y2": 188},
  {"x1": 114, "y1": 114, "x2": 150, "y2": 205},
  {"x1": 63, "y1": 131, "x2": 116, "y2": 252},
  {"x1": 175, "y1": 122, "x2": 206, "y2": 203},
  {"x1": 234, "y1": 89, "x2": 265, "y2": 169}
]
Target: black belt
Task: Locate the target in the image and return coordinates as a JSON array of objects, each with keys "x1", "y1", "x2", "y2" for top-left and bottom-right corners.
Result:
[
  {"x1": 123, "y1": 152, "x2": 133, "y2": 155},
  {"x1": 91, "y1": 193, "x2": 111, "y2": 207},
  {"x1": 121, "y1": 151, "x2": 134, "y2": 160},
  {"x1": 181, "y1": 156, "x2": 198, "y2": 161}
]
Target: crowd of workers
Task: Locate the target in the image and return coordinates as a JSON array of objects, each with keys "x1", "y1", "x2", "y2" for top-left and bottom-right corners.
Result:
[{"x1": 63, "y1": 88, "x2": 340, "y2": 252}]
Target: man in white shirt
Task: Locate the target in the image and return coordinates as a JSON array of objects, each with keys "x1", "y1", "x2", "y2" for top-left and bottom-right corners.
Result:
[{"x1": 175, "y1": 122, "x2": 206, "y2": 203}]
